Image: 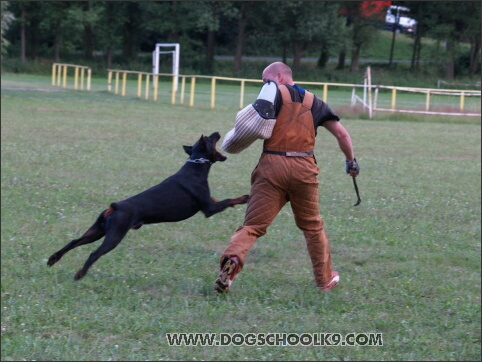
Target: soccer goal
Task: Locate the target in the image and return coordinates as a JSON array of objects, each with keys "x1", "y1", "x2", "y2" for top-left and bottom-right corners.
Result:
[{"x1": 152, "y1": 43, "x2": 180, "y2": 92}]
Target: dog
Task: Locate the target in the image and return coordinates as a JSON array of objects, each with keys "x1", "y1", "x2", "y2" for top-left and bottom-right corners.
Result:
[{"x1": 47, "y1": 132, "x2": 249, "y2": 280}]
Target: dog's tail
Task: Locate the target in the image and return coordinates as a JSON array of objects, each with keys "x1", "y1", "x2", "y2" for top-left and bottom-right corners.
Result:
[
  {"x1": 93, "y1": 206, "x2": 114, "y2": 229},
  {"x1": 104, "y1": 205, "x2": 114, "y2": 219}
]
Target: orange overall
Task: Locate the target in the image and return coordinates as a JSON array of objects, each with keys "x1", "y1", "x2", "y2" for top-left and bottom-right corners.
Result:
[{"x1": 220, "y1": 85, "x2": 333, "y2": 287}]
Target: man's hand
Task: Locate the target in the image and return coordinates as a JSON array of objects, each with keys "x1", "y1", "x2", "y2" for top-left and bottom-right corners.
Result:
[{"x1": 346, "y1": 158, "x2": 360, "y2": 177}]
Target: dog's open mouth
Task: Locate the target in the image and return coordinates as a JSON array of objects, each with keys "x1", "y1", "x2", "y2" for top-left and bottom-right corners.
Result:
[{"x1": 210, "y1": 132, "x2": 227, "y2": 162}]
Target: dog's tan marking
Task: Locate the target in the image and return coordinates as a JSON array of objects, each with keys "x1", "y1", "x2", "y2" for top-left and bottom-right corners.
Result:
[{"x1": 104, "y1": 206, "x2": 114, "y2": 218}]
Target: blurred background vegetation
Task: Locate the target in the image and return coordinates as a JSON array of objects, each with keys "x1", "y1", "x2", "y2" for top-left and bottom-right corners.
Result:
[{"x1": 1, "y1": 1, "x2": 480, "y2": 88}]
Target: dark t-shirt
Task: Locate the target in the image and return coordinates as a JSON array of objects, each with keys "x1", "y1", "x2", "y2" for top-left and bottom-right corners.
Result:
[{"x1": 275, "y1": 84, "x2": 340, "y2": 135}]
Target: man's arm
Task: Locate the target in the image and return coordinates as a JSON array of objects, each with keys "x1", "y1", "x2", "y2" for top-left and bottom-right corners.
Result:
[
  {"x1": 323, "y1": 120, "x2": 355, "y2": 160},
  {"x1": 323, "y1": 120, "x2": 360, "y2": 177}
]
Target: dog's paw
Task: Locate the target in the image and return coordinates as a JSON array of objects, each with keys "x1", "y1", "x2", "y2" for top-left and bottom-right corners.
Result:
[
  {"x1": 47, "y1": 254, "x2": 59, "y2": 266},
  {"x1": 238, "y1": 195, "x2": 250, "y2": 204},
  {"x1": 74, "y1": 270, "x2": 86, "y2": 280}
]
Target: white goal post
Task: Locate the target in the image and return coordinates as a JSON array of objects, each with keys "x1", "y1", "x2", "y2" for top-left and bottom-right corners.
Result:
[{"x1": 152, "y1": 43, "x2": 180, "y2": 91}]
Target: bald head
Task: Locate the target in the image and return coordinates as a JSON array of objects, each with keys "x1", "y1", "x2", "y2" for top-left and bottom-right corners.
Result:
[{"x1": 262, "y1": 62, "x2": 294, "y2": 85}]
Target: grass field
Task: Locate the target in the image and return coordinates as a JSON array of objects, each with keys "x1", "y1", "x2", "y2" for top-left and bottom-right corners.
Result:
[{"x1": 1, "y1": 74, "x2": 481, "y2": 361}]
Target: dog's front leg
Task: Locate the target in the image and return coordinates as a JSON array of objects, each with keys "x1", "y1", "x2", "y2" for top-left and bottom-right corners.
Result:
[{"x1": 202, "y1": 195, "x2": 249, "y2": 217}]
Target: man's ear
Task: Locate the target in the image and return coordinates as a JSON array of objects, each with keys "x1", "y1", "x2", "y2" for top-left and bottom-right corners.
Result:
[{"x1": 183, "y1": 145, "x2": 192, "y2": 155}]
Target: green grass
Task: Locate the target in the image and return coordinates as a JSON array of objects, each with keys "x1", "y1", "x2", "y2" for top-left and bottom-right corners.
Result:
[{"x1": 1, "y1": 75, "x2": 481, "y2": 361}]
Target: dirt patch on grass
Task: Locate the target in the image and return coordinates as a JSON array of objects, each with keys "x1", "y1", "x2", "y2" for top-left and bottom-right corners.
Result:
[{"x1": 1, "y1": 86, "x2": 68, "y2": 92}]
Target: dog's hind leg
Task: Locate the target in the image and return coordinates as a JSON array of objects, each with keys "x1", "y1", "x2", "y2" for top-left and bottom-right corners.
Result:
[
  {"x1": 74, "y1": 210, "x2": 132, "y2": 280},
  {"x1": 47, "y1": 208, "x2": 111, "y2": 267}
]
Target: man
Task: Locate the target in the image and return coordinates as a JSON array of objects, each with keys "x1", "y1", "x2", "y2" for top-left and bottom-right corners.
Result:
[{"x1": 215, "y1": 62, "x2": 359, "y2": 294}]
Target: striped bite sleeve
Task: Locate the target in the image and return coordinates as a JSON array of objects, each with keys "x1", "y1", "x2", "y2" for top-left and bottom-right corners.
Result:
[{"x1": 222, "y1": 104, "x2": 276, "y2": 154}]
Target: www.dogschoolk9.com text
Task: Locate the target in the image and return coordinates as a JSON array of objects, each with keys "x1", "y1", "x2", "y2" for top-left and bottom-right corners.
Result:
[{"x1": 166, "y1": 332, "x2": 383, "y2": 347}]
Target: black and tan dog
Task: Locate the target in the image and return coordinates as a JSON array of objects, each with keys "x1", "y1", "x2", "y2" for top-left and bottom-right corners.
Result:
[{"x1": 47, "y1": 132, "x2": 249, "y2": 280}]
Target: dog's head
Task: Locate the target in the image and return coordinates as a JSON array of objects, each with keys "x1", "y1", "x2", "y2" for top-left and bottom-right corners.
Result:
[{"x1": 183, "y1": 132, "x2": 227, "y2": 163}]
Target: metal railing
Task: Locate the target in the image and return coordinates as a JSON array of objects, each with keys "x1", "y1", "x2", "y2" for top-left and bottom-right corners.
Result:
[
  {"x1": 51, "y1": 65, "x2": 481, "y2": 118},
  {"x1": 51, "y1": 63, "x2": 91, "y2": 90}
]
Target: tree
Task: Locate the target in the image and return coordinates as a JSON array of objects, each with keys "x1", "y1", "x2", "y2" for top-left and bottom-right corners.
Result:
[
  {"x1": 35, "y1": 2, "x2": 85, "y2": 62},
  {"x1": 1, "y1": 1, "x2": 14, "y2": 57},
  {"x1": 231, "y1": 1, "x2": 264, "y2": 73},
  {"x1": 190, "y1": 1, "x2": 238, "y2": 73},
  {"x1": 316, "y1": 2, "x2": 345, "y2": 69},
  {"x1": 93, "y1": 2, "x2": 126, "y2": 68},
  {"x1": 463, "y1": 1, "x2": 481, "y2": 76},
  {"x1": 120, "y1": 2, "x2": 142, "y2": 60},
  {"x1": 338, "y1": 1, "x2": 379, "y2": 72},
  {"x1": 266, "y1": 1, "x2": 338, "y2": 68},
  {"x1": 82, "y1": 2, "x2": 94, "y2": 60},
  {"x1": 8, "y1": 1, "x2": 42, "y2": 62},
  {"x1": 404, "y1": 1, "x2": 429, "y2": 71},
  {"x1": 348, "y1": 2, "x2": 377, "y2": 72},
  {"x1": 423, "y1": 1, "x2": 481, "y2": 79}
]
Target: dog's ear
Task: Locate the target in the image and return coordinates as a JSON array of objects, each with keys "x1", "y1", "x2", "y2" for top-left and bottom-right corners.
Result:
[
  {"x1": 183, "y1": 145, "x2": 193, "y2": 155},
  {"x1": 198, "y1": 135, "x2": 206, "y2": 148}
]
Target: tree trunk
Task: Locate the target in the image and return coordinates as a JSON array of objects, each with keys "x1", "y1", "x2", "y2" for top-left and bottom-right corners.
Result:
[
  {"x1": 317, "y1": 44, "x2": 329, "y2": 69},
  {"x1": 469, "y1": 37, "x2": 481, "y2": 77},
  {"x1": 282, "y1": 42, "x2": 287, "y2": 64},
  {"x1": 388, "y1": 27, "x2": 396, "y2": 66},
  {"x1": 54, "y1": 20, "x2": 62, "y2": 62},
  {"x1": 205, "y1": 29, "x2": 215, "y2": 73},
  {"x1": 83, "y1": 2, "x2": 93, "y2": 60},
  {"x1": 350, "y1": 46, "x2": 360, "y2": 72},
  {"x1": 233, "y1": 16, "x2": 247, "y2": 72},
  {"x1": 122, "y1": 28, "x2": 133, "y2": 60},
  {"x1": 411, "y1": 33, "x2": 421, "y2": 70},
  {"x1": 106, "y1": 45, "x2": 112, "y2": 69},
  {"x1": 233, "y1": 2, "x2": 253, "y2": 73},
  {"x1": 336, "y1": 48, "x2": 346, "y2": 70},
  {"x1": 20, "y1": 6, "x2": 26, "y2": 63},
  {"x1": 292, "y1": 42, "x2": 303, "y2": 68},
  {"x1": 444, "y1": 40, "x2": 454, "y2": 79}
]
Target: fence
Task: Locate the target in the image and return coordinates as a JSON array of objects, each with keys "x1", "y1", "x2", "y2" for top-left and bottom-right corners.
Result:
[
  {"x1": 351, "y1": 67, "x2": 481, "y2": 117},
  {"x1": 107, "y1": 69, "x2": 161, "y2": 101},
  {"x1": 372, "y1": 86, "x2": 481, "y2": 117},
  {"x1": 51, "y1": 63, "x2": 91, "y2": 90},
  {"x1": 51, "y1": 64, "x2": 481, "y2": 118},
  {"x1": 104, "y1": 70, "x2": 369, "y2": 112}
]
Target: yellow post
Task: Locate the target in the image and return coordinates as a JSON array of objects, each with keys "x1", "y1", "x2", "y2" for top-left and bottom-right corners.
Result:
[
  {"x1": 80, "y1": 68, "x2": 85, "y2": 90},
  {"x1": 137, "y1": 73, "x2": 142, "y2": 98},
  {"x1": 122, "y1": 72, "x2": 127, "y2": 96},
  {"x1": 210, "y1": 78, "x2": 216, "y2": 109},
  {"x1": 180, "y1": 76, "x2": 186, "y2": 104},
  {"x1": 108, "y1": 71, "x2": 112, "y2": 92},
  {"x1": 240, "y1": 80, "x2": 245, "y2": 109},
  {"x1": 153, "y1": 75, "x2": 159, "y2": 101},
  {"x1": 460, "y1": 91, "x2": 465, "y2": 111},
  {"x1": 145, "y1": 73, "x2": 150, "y2": 100},
  {"x1": 74, "y1": 66, "x2": 79, "y2": 90},
  {"x1": 115, "y1": 72, "x2": 120, "y2": 94},
  {"x1": 366, "y1": 66, "x2": 372, "y2": 119},
  {"x1": 62, "y1": 65, "x2": 67, "y2": 88},
  {"x1": 52, "y1": 64, "x2": 56, "y2": 86},
  {"x1": 391, "y1": 88, "x2": 397, "y2": 109},
  {"x1": 87, "y1": 68, "x2": 91, "y2": 91},
  {"x1": 189, "y1": 77, "x2": 196, "y2": 107},
  {"x1": 57, "y1": 65, "x2": 62, "y2": 86},
  {"x1": 425, "y1": 90, "x2": 430, "y2": 111},
  {"x1": 171, "y1": 76, "x2": 176, "y2": 104},
  {"x1": 322, "y1": 83, "x2": 328, "y2": 102}
]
